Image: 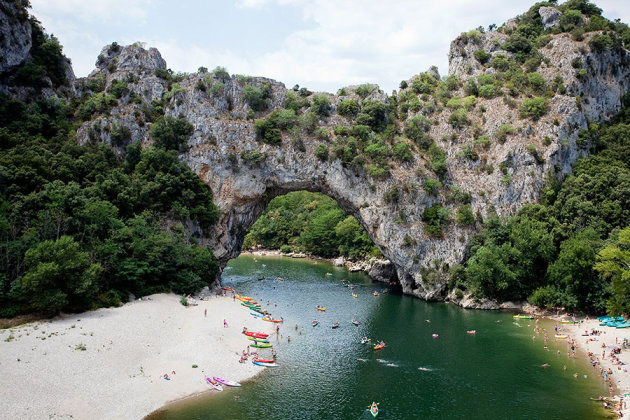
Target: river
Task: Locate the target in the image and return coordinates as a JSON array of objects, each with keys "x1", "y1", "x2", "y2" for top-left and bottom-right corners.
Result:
[{"x1": 150, "y1": 255, "x2": 609, "y2": 419}]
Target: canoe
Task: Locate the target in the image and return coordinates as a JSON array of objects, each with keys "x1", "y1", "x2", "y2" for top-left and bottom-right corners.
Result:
[
  {"x1": 253, "y1": 361, "x2": 278, "y2": 367},
  {"x1": 374, "y1": 343, "x2": 385, "y2": 350},
  {"x1": 243, "y1": 331, "x2": 269, "y2": 339},
  {"x1": 262, "y1": 317, "x2": 283, "y2": 323},
  {"x1": 370, "y1": 402, "x2": 379, "y2": 418},
  {"x1": 250, "y1": 343, "x2": 272, "y2": 348},
  {"x1": 213, "y1": 377, "x2": 241, "y2": 387},
  {"x1": 246, "y1": 336, "x2": 270, "y2": 343},
  {"x1": 316, "y1": 306, "x2": 326, "y2": 312}
]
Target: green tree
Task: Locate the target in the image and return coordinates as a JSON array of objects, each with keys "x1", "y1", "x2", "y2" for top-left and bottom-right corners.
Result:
[
  {"x1": 595, "y1": 226, "x2": 630, "y2": 315},
  {"x1": 21, "y1": 236, "x2": 102, "y2": 314},
  {"x1": 150, "y1": 116, "x2": 193, "y2": 151}
]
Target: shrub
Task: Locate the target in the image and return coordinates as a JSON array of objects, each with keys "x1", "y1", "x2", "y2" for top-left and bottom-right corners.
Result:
[
  {"x1": 423, "y1": 178, "x2": 442, "y2": 195},
  {"x1": 212, "y1": 66, "x2": 230, "y2": 79},
  {"x1": 280, "y1": 245, "x2": 293, "y2": 254},
  {"x1": 355, "y1": 84, "x2": 378, "y2": 99},
  {"x1": 393, "y1": 142, "x2": 413, "y2": 162},
  {"x1": 338, "y1": 99, "x2": 360, "y2": 117},
  {"x1": 456, "y1": 204, "x2": 475, "y2": 225},
  {"x1": 523, "y1": 57, "x2": 541, "y2": 72},
  {"x1": 405, "y1": 115, "x2": 432, "y2": 148},
  {"x1": 490, "y1": 55, "x2": 509, "y2": 71},
  {"x1": 243, "y1": 84, "x2": 269, "y2": 111},
  {"x1": 494, "y1": 124, "x2": 515, "y2": 144},
  {"x1": 478, "y1": 84, "x2": 497, "y2": 98},
  {"x1": 254, "y1": 118, "x2": 282, "y2": 145},
  {"x1": 384, "y1": 186, "x2": 400, "y2": 203},
  {"x1": 428, "y1": 144, "x2": 447, "y2": 179},
  {"x1": 502, "y1": 33, "x2": 533, "y2": 54},
  {"x1": 283, "y1": 92, "x2": 309, "y2": 112},
  {"x1": 474, "y1": 49, "x2": 491, "y2": 64},
  {"x1": 240, "y1": 150, "x2": 266, "y2": 167},
  {"x1": 422, "y1": 204, "x2": 450, "y2": 237},
  {"x1": 149, "y1": 116, "x2": 193, "y2": 151},
  {"x1": 559, "y1": 9, "x2": 583, "y2": 32},
  {"x1": 110, "y1": 123, "x2": 131, "y2": 146},
  {"x1": 314, "y1": 144, "x2": 328, "y2": 161},
  {"x1": 589, "y1": 34, "x2": 614, "y2": 53},
  {"x1": 311, "y1": 95, "x2": 331, "y2": 117},
  {"x1": 448, "y1": 109, "x2": 470, "y2": 128},
  {"x1": 520, "y1": 97, "x2": 548, "y2": 119}
]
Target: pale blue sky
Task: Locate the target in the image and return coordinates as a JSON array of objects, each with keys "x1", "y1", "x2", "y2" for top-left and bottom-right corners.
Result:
[{"x1": 30, "y1": 0, "x2": 628, "y2": 93}]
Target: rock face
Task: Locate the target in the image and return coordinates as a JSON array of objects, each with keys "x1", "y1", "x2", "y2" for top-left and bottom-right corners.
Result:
[
  {"x1": 5, "y1": 2, "x2": 629, "y2": 306},
  {"x1": 0, "y1": 1, "x2": 31, "y2": 74},
  {"x1": 539, "y1": 7, "x2": 562, "y2": 30}
]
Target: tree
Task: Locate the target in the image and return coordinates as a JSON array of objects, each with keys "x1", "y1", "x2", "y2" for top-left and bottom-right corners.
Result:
[
  {"x1": 21, "y1": 236, "x2": 102, "y2": 314},
  {"x1": 595, "y1": 226, "x2": 630, "y2": 315},
  {"x1": 150, "y1": 116, "x2": 193, "y2": 151}
]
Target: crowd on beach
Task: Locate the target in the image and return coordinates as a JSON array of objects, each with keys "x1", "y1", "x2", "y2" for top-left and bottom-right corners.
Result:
[{"x1": 525, "y1": 314, "x2": 629, "y2": 418}]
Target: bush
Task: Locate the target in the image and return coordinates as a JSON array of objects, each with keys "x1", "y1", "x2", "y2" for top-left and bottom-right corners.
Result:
[
  {"x1": 456, "y1": 204, "x2": 475, "y2": 226},
  {"x1": 243, "y1": 84, "x2": 270, "y2": 111},
  {"x1": 311, "y1": 95, "x2": 331, "y2": 117},
  {"x1": 405, "y1": 115, "x2": 432, "y2": 148},
  {"x1": 314, "y1": 144, "x2": 328, "y2": 161},
  {"x1": 150, "y1": 116, "x2": 193, "y2": 151},
  {"x1": 589, "y1": 34, "x2": 614, "y2": 53},
  {"x1": 478, "y1": 84, "x2": 497, "y2": 98},
  {"x1": 527, "y1": 72, "x2": 546, "y2": 94},
  {"x1": 494, "y1": 124, "x2": 515, "y2": 144},
  {"x1": 424, "y1": 178, "x2": 442, "y2": 195},
  {"x1": 254, "y1": 118, "x2": 282, "y2": 145},
  {"x1": 280, "y1": 245, "x2": 293, "y2": 254},
  {"x1": 240, "y1": 150, "x2": 266, "y2": 167},
  {"x1": 520, "y1": 97, "x2": 548, "y2": 120},
  {"x1": 393, "y1": 141, "x2": 413, "y2": 162},
  {"x1": 448, "y1": 109, "x2": 470, "y2": 128},
  {"x1": 338, "y1": 99, "x2": 360, "y2": 117},
  {"x1": 355, "y1": 84, "x2": 378, "y2": 99},
  {"x1": 474, "y1": 49, "x2": 491, "y2": 64}
]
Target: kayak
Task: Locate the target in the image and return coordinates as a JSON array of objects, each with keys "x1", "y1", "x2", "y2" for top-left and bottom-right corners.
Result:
[
  {"x1": 352, "y1": 319, "x2": 360, "y2": 326},
  {"x1": 250, "y1": 312, "x2": 264, "y2": 318},
  {"x1": 555, "y1": 335, "x2": 568, "y2": 339},
  {"x1": 213, "y1": 377, "x2": 241, "y2": 387},
  {"x1": 205, "y1": 376, "x2": 223, "y2": 391},
  {"x1": 316, "y1": 306, "x2": 326, "y2": 312},
  {"x1": 370, "y1": 402, "x2": 379, "y2": 418},
  {"x1": 352, "y1": 293, "x2": 358, "y2": 298},
  {"x1": 250, "y1": 343, "x2": 272, "y2": 348},
  {"x1": 221, "y1": 287, "x2": 234, "y2": 291},
  {"x1": 561, "y1": 320, "x2": 579, "y2": 324},
  {"x1": 467, "y1": 330, "x2": 476, "y2": 334},
  {"x1": 254, "y1": 358, "x2": 274, "y2": 363},
  {"x1": 253, "y1": 361, "x2": 278, "y2": 367},
  {"x1": 332, "y1": 322, "x2": 340, "y2": 329},
  {"x1": 246, "y1": 336, "x2": 269, "y2": 343},
  {"x1": 243, "y1": 331, "x2": 269, "y2": 339},
  {"x1": 312, "y1": 320, "x2": 319, "y2": 327},
  {"x1": 374, "y1": 343, "x2": 385, "y2": 350},
  {"x1": 513, "y1": 315, "x2": 534, "y2": 319},
  {"x1": 262, "y1": 317, "x2": 283, "y2": 323}
]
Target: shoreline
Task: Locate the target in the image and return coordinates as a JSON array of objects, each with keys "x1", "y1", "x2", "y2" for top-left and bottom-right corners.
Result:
[
  {"x1": 543, "y1": 316, "x2": 630, "y2": 418},
  {"x1": 0, "y1": 293, "x2": 274, "y2": 420}
]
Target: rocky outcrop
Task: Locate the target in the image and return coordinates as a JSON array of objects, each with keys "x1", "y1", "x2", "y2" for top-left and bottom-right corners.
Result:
[
  {"x1": 0, "y1": 1, "x2": 31, "y2": 74},
  {"x1": 539, "y1": 7, "x2": 562, "y2": 30}
]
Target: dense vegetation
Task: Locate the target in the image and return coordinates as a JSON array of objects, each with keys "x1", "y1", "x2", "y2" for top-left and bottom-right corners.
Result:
[
  {"x1": 453, "y1": 99, "x2": 630, "y2": 315},
  {"x1": 243, "y1": 191, "x2": 380, "y2": 260},
  {"x1": 0, "y1": 17, "x2": 221, "y2": 317}
]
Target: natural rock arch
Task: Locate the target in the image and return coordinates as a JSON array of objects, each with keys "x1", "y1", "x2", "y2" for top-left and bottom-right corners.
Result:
[{"x1": 72, "y1": 22, "x2": 630, "y2": 303}]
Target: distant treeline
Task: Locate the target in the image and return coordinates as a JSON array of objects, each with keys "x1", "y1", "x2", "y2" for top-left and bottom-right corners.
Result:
[{"x1": 243, "y1": 191, "x2": 381, "y2": 260}]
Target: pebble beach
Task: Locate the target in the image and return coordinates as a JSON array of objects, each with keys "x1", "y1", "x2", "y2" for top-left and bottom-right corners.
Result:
[{"x1": 0, "y1": 293, "x2": 273, "y2": 419}]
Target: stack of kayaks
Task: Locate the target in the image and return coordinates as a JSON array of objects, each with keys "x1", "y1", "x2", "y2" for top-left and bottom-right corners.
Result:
[{"x1": 598, "y1": 316, "x2": 628, "y2": 327}]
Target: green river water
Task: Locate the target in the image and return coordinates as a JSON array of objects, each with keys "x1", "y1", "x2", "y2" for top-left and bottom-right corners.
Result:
[{"x1": 151, "y1": 255, "x2": 610, "y2": 419}]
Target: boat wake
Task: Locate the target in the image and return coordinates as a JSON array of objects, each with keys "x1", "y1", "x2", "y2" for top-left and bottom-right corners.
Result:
[{"x1": 418, "y1": 366, "x2": 433, "y2": 372}]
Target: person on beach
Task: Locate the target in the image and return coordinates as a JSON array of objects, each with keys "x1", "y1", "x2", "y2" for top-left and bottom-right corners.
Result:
[
  {"x1": 224, "y1": 319, "x2": 228, "y2": 328},
  {"x1": 204, "y1": 308, "x2": 207, "y2": 317}
]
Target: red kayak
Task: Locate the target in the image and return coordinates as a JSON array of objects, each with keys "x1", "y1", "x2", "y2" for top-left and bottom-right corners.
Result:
[
  {"x1": 244, "y1": 331, "x2": 269, "y2": 339},
  {"x1": 255, "y1": 359, "x2": 274, "y2": 363}
]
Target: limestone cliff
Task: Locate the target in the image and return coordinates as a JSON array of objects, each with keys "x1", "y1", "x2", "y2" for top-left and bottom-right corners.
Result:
[{"x1": 4, "y1": 2, "x2": 629, "y2": 305}]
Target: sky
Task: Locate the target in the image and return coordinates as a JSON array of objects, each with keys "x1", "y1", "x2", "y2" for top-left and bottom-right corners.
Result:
[{"x1": 29, "y1": 0, "x2": 628, "y2": 93}]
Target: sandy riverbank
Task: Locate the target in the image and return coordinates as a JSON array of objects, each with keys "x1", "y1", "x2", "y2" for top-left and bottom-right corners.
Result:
[
  {"x1": 0, "y1": 293, "x2": 275, "y2": 419},
  {"x1": 547, "y1": 317, "x2": 630, "y2": 418}
]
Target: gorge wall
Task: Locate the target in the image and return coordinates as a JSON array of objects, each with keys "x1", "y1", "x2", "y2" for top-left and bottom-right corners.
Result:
[{"x1": 2, "y1": 2, "x2": 629, "y2": 305}]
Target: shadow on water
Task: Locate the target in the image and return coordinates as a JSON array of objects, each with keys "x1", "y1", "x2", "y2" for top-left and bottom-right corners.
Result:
[{"x1": 150, "y1": 255, "x2": 609, "y2": 420}]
